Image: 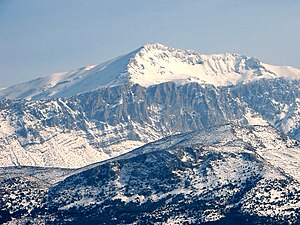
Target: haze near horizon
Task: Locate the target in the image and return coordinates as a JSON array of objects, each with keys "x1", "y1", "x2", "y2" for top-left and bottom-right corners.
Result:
[{"x1": 0, "y1": 0, "x2": 299, "y2": 87}]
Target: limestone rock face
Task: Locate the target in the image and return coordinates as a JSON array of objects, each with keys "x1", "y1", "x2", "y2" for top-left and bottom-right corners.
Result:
[{"x1": 1, "y1": 79, "x2": 300, "y2": 168}]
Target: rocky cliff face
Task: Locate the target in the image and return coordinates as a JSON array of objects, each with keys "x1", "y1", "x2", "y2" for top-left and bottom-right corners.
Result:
[
  {"x1": 1, "y1": 79, "x2": 300, "y2": 168},
  {"x1": 1, "y1": 124, "x2": 299, "y2": 224}
]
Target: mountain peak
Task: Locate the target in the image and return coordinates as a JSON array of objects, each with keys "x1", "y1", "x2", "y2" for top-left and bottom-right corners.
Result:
[
  {"x1": 1, "y1": 44, "x2": 300, "y2": 100},
  {"x1": 141, "y1": 42, "x2": 168, "y2": 49},
  {"x1": 127, "y1": 43, "x2": 290, "y2": 87}
]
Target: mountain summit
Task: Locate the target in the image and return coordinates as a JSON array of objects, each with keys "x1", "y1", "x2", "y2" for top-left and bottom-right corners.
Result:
[{"x1": 1, "y1": 43, "x2": 300, "y2": 100}]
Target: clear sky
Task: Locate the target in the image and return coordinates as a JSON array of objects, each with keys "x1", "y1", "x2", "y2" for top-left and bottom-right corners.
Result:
[{"x1": 0, "y1": 0, "x2": 299, "y2": 87}]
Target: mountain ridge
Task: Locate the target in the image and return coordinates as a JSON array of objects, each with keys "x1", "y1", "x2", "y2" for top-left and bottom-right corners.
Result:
[{"x1": 1, "y1": 43, "x2": 300, "y2": 100}]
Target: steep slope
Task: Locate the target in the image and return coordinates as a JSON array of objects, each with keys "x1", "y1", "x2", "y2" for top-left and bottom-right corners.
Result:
[
  {"x1": 1, "y1": 124, "x2": 299, "y2": 224},
  {"x1": 0, "y1": 83, "x2": 246, "y2": 168},
  {"x1": 1, "y1": 79, "x2": 300, "y2": 168},
  {"x1": 1, "y1": 43, "x2": 300, "y2": 100},
  {"x1": 275, "y1": 98, "x2": 300, "y2": 140}
]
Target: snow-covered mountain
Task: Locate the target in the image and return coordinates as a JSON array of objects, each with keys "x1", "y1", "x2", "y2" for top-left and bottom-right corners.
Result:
[
  {"x1": 1, "y1": 43, "x2": 299, "y2": 100},
  {"x1": 1, "y1": 124, "x2": 299, "y2": 224},
  {"x1": 1, "y1": 44, "x2": 300, "y2": 224},
  {"x1": 1, "y1": 44, "x2": 300, "y2": 168}
]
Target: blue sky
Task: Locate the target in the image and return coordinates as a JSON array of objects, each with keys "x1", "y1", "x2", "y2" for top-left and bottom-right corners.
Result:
[{"x1": 0, "y1": 0, "x2": 299, "y2": 86}]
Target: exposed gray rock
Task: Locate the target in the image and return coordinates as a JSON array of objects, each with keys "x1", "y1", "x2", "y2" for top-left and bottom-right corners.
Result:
[{"x1": 1, "y1": 79, "x2": 300, "y2": 167}]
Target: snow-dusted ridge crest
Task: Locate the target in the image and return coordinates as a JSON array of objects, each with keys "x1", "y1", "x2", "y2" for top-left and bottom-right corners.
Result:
[{"x1": 1, "y1": 43, "x2": 300, "y2": 100}]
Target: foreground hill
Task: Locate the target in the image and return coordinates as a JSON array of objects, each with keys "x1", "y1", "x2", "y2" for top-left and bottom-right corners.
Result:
[{"x1": 1, "y1": 124, "x2": 299, "y2": 224}]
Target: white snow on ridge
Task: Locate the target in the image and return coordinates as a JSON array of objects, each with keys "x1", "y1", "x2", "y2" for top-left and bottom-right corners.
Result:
[
  {"x1": 129, "y1": 43, "x2": 300, "y2": 87},
  {"x1": 262, "y1": 63, "x2": 300, "y2": 80},
  {"x1": 1, "y1": 43, "x2": 300, "y2": 100},
  {"x1": 128, "y1": 43, "x2": 271, "y2": 87},
  {"x1": 0, "y1": 53, "x2": 134, "y2": 100}
]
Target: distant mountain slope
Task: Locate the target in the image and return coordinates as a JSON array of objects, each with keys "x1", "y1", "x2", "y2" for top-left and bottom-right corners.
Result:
[
  {"x1": 1, "y1": 124, "x2": 299, "y2": 224},
  {"x1": 1, "y1": 79, "x2": 300, "y2": 168},
  {"x1": 1, "y1": 43, "x2": 300, "y2": 100}
]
